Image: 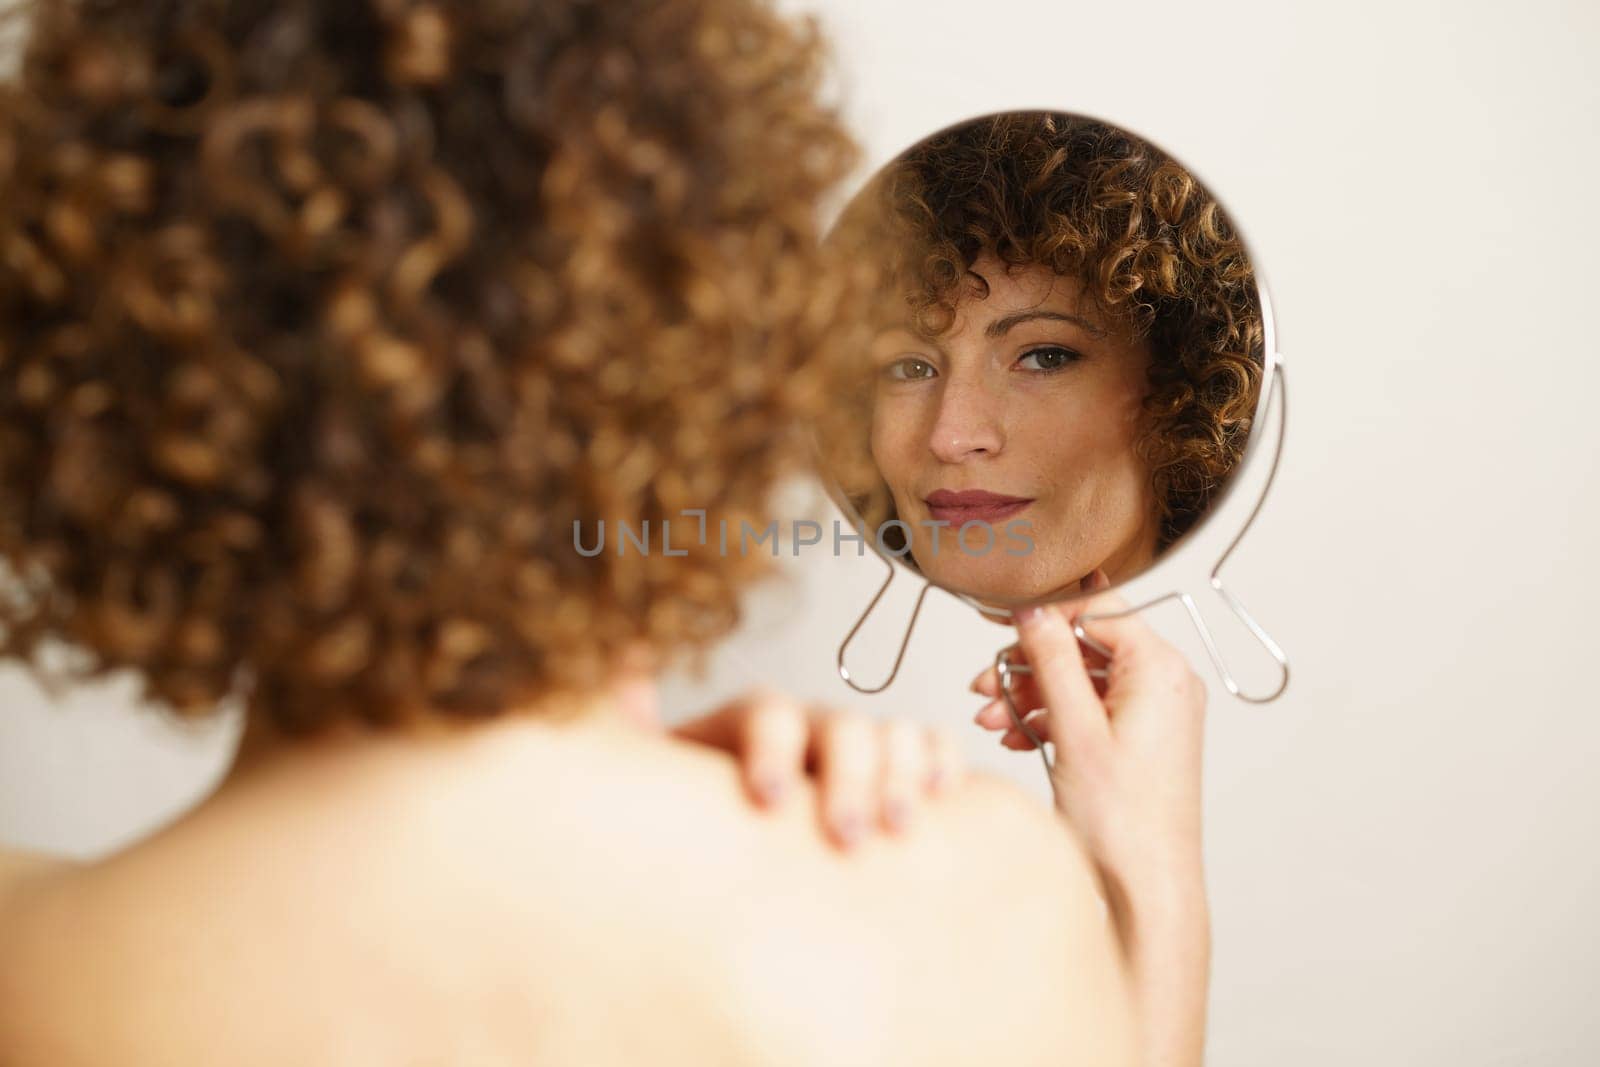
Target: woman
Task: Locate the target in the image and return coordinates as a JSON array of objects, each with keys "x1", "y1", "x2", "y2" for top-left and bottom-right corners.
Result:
[
  {"x1": 0, "y1": 3, "x2": 1208, "y2": 1064},
  {"x1": 823, "y1": 111, "x2": 1265, "y2": 607}
]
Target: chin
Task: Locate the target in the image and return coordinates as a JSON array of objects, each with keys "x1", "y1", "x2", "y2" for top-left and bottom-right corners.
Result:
[{"x1": 914, "y1": 554, "x2": 1070, "y2": 606}]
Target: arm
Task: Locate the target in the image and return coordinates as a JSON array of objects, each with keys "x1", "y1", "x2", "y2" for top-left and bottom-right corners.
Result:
[
  {"x1": 974, "y1": 585, "x2": 1213, "y2": 1067},
  {"x1": 1103, "y1": 858, "x2": 1211, "y2": 1067}
]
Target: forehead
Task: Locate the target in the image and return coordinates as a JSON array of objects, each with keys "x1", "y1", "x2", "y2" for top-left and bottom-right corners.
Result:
[
  {"x1": 963, "y1": 256, "x2": 1072, "y2": 306},
  {"x1": 869, "y1": 251, "x2": 1129, "y2": 347},
  {"x1": 943, "y1": 257, "x2": 1105, "y2": 338}
]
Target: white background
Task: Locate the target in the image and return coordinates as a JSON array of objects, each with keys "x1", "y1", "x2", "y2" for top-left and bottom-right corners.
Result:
[{"x1": 4, "y1": 2, "x2": 1600, "y2": 1063}]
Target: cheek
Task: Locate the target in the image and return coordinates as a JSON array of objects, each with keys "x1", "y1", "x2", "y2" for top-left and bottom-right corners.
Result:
[
  {"x1": 869, "y1": 395, "x2": 919, "y2": 482},
  {"x1": 1021, "y1": 392, "x2": 1148, "y2": 492},
  {"x1": 1011, "y1": 393, "x2": 1114, "y2": 463}
]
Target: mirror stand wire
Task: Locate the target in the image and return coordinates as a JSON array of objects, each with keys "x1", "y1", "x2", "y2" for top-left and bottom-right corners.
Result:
[
  {"x1": 995, "y1": 646, "x2": 1059, "y2": 788},
  {"x1": 836, "y1": 558, "x2": 933, "y2": 694},
  {"x1": 1197, "y1": 360, "x2": 1290, "y2": 702}
]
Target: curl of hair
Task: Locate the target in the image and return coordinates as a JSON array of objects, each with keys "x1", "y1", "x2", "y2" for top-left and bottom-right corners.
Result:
[
  {"x1": 0, "y1": 0, "x2": 858, "y2": 733},
  {"x1": 823, "y1": 112, "x2": 1263, "y2": 553}
]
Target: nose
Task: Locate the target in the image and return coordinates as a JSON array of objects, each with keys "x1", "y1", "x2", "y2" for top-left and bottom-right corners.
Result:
[{"x1": 927, "y1": 378, "x2": 1004, "y2": 463}]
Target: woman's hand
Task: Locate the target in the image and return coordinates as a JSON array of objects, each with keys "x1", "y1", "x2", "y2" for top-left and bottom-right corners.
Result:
[
  {"x1": 969, "y1": 585, "x2": 1206, "y2": 899},
  {"x1": 671, "y1": 690, "x2": 965, "y2": 851},
  {"x1": 970, "y1": 583, "x2": 1211, "y2": 1067}
]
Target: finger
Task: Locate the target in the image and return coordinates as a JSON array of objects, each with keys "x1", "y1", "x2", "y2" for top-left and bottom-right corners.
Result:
[
  {"x1": 973, "y1": 682, "x2": 1047, "y2": 728},
  {"x1": 970, "y1": 644, "x2": 1032, "y2": 697},
  {"x1": 1014, "y1": 601, "x2": 1109, "y2": 757},
  {"x1": 1000, "y1": 710, "x2": 1051, "y2": 750},
  {"x1": 670, "y1": 690, "x2": 808, "y2": 808},
  {"x1": 878, "y1": 719, "x2": 927, "y2": 833},
  {"x1": 811, "y1": 710, "x2": 876, "y2": 849},
  {"x1": 973, "y1": 698, "x2": 1011, "y2": 730},
  {"x1": 737, "y1": 691, "x2": 808, "y2": 807},
  {"x1": 925, "y1": 725, "x2": 964, "y2": 795},
  {"x1": 1000, "y1": 729, "x2": 1040, "y2": 751}
]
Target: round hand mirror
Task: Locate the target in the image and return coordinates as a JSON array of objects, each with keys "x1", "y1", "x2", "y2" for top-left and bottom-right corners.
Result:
[{"x1": 816, "y1": 110, "x2": 1288, "y2": 703}]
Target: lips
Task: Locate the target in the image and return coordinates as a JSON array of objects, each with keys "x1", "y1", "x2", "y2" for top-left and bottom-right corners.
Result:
[{"x1": 923, "y1": 489, "x2": 1034, "y2": 526}]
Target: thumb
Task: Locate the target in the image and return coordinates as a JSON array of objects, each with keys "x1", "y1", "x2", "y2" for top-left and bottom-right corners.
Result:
[{"x1": 1013, "y1": 601, "x2": 1109, "y2": 759}]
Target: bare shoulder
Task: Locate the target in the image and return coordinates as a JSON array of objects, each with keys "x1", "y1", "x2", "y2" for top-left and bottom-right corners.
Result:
[
  {"x1": 576, "y1": 734, "x2": 1137, "y2": 1067},
  {"x1": 0, "y1": 720, "x2": 1134, "y2": 1066},
  {"x1": 0, "y1": 849, "x2": 74, "y2": 908},
  {"x1": 490, "y1": 729, "x2": 1137, "y2": 1066},
  {"x1": 0, "y1": 848, "x2": 77, "y2": 983},
  {"x1": 815, "y1": 770, "x2": 1138, "y2": 1067},
  {"x1": 0, "y1": 852, "x2": 88, "y2": 1063}
]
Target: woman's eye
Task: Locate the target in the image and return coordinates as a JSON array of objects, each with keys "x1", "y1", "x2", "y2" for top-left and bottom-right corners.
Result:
[
  {"x1": 884, "y1": 357, "x2": 938, "y2": 382},
  {"x1": 1017, "y1": 346, "x2": 1083, "y2": 372}
]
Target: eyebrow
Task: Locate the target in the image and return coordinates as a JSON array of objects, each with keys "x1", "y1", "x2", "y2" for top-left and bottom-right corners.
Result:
[{"x1": 984, "y1": 310, "x2": 1107, "y2": 340}]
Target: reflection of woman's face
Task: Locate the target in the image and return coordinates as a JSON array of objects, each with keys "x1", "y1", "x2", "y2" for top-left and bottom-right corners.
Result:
[{"x1": 870, "y1": 253, "x2": 1160, "y2": 604}]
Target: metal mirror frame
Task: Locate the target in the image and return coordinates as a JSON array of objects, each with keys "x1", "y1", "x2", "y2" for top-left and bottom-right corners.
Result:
[{"x1": 822, "y1": 109, "x2": 1290, "y2": 722}]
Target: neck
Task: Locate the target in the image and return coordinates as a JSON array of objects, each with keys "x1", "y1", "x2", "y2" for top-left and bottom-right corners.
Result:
[{"x1": 224, "y1": 668, "x2": 664, "y2": 786}]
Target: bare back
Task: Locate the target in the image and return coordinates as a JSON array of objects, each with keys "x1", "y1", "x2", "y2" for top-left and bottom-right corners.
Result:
[{"x1": 0, "y1": 713, "x2": 1135, "y2": 1066}]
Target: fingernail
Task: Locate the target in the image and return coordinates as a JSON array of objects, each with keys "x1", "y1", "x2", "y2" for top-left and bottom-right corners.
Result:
[
  {"x1": 835, "y1": 814, "x2": 863, "y2": 848},
  {"x1": 1014, "y1": 605, "x2": 1040, "y2": 626},
  {"x1": 928, "y1": 767, "x2": 947, "y2": 794},
  {"x1": 884, "y1": 800, "x2": 908, "y2": 833},
  {"x1": 755, "y1": 775, "x2": 785, "y2": 805}
]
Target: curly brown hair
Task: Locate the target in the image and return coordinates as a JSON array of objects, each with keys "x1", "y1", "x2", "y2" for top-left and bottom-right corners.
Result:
[
  {"x1": 822, "y1": 111, "x2": 1263, "y2": 557},
  {"x1": 0, "y1": 0, "x2": 859, "y2": 733}
]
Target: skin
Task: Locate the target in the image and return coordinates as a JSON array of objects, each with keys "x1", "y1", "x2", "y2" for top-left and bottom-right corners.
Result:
[
  {"x1": 0, "y1": 686, "x2": 1137, "y2": 1067},
  {"x1": 0, "y1": 609, "x2": 1210, "y2": 1067},
  {"x1": 222, "y1": 648, "x2": 966, "y2": 851},
  {"x1": 870, "y1": 252, "x2": 1162, "y2": 606},
  {"x1": 971, "y1": 588, "x2": 1213, "y2": 1067}
]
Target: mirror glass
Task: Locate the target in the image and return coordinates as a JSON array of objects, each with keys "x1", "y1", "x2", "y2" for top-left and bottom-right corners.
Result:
[{"x1": 816, "y1": 110, "x2": 1272, "y2": 612}]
